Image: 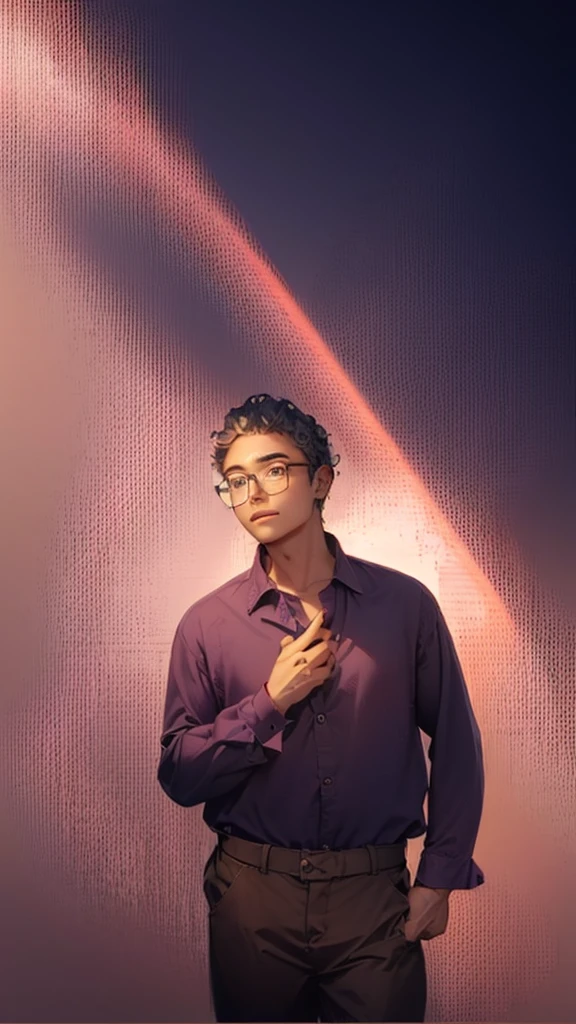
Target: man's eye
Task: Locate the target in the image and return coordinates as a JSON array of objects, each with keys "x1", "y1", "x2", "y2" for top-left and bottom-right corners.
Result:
[{"x1": 230, "y1": 477, "x2": 246, "y2": 489}]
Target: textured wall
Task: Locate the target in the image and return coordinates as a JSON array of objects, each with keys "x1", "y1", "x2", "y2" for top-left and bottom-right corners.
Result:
[{"x1": 0, "y1": 2, "x2": 574, "y2": 1022}]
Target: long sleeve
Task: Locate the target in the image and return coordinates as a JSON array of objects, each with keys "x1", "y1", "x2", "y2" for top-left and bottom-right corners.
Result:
[
  {"x1": 413, "y1": 588, "x2": 485, "y2": 890},
  {"x1": 157, "y1": 614, "x2": 288, "y2": 807}
]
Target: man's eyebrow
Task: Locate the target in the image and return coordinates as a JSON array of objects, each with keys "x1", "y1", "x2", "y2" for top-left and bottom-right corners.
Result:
[{"x1": 223, "y1": 452, "x2": 291, "y2": 475}]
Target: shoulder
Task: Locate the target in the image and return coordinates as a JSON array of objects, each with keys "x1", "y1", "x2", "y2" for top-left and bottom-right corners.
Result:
[
  {"x1": 347, "y1": 549, "x2": 439, "y2": 613},
  {"x1": 173, "y1": 566, "x2": 252, "y2": 649}
]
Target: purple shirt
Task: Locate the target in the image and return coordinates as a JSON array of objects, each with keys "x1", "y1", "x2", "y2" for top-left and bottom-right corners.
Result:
[{"x1": 158, "y1": 531, "x2": 484, "y2": 889}]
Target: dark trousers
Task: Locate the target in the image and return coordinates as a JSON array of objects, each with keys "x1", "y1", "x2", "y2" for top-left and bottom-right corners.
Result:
[{"x1": 202, "y1": 833, "x2": 427, "y2": 1023}]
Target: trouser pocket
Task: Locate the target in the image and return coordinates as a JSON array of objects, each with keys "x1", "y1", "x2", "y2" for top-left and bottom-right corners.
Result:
[{"x1": 203, "y1": 845, "x2": 249, "y2": 918}]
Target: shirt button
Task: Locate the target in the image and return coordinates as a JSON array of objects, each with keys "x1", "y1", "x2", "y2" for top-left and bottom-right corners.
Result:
[
  {"x1": 322, "y1": 777, "x2": 333, "y2": 786},
  {"x1": 316, "y1": 713, "x2": 326, "y2": 724}
]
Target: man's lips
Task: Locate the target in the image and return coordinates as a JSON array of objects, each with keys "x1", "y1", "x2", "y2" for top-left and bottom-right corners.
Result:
[{"x1": 250, "y1": 511, "x2": 279, "y2": 521}]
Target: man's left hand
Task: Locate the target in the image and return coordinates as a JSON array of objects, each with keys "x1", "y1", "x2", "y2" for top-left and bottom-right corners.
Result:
[{"x1": 403, "y1": 884, "x2": 451, "y2": 942}]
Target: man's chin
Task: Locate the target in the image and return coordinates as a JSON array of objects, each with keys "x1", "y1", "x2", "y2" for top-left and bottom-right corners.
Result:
[
  {"x1": 257, "y1": 520, "x2": 309, "y2": 546},
  {"x1": 244, "y1": 514, "x2": 309, "y2": 543},
  {"x1": 248, "y1": 515, "x2": 290, "y2": 535}
]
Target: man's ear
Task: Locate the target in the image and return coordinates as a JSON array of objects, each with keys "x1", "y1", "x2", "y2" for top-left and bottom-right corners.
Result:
[{"x1": 316, "y1": 465, "x2": 333, "y2": 499}]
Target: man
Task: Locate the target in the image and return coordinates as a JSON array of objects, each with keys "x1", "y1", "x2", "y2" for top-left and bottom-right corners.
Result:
[{"x1": 158, "y1": 393, "x2": 484, "y2": 1023}]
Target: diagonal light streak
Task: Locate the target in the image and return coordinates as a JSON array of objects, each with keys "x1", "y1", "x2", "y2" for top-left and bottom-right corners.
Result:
[{"x1": 0, "y1": 0, "x2": 513, "y2": 623}]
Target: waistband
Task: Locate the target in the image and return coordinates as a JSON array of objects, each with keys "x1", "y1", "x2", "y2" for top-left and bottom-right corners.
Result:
[{"x1": 217, "y1": 832, "x2": 407, "y2": 880}]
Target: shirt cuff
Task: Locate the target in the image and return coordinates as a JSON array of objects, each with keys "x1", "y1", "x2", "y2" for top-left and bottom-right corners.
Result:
[
  {"x1": 239, "y1": 684, "x2": 288, "y2": 752},
  {"x1": 415, "y1": 850, "x2": 485, "y2": 890}
]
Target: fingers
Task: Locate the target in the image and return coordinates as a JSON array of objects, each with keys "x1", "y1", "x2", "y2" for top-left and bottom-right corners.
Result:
[
  {"x1": 292, "y1": 611, "x2": 331, "y2": 652},
  {"x1": 281, "y1": 630, "x2": 331, "y2": 651},
  {"x1": 297, "y1": 641, "x2": 337, "y2": 673},
  {"x1": 304, "y1": 609, "x2": 327, "y2": 634},
  {"x1": 310, "y1": 656, "x2": 336, "y2": 686},
  {"x1": 298, "y1": 644, "x2": 330, "y2": 671}
]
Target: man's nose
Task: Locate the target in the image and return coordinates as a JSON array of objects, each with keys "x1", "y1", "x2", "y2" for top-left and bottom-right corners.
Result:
[{"x1": 248, "y1": 475, "x2": 266, "y2": 497}]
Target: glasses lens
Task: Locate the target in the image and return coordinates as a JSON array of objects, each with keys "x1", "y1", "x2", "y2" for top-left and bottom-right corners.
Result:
[
  {"x1": 227, "y1": 475, "x2": 249, "y2": 508},
  {"x1": 263, "y1": 463, "x2": 288, "y2": 492},
  {"x1": 217, "y1": 482, "x2": 233, "y2": 507},
  {"x1": 222, "y1": 463, "x2": 288, "y2": 508}
]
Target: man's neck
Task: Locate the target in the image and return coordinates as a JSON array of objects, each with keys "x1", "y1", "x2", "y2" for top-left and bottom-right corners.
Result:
[{"x1": 263, "y1": 521, "x2": 336, "y2": 596}]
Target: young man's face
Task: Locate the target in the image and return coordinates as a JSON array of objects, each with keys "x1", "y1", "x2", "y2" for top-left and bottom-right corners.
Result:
[{"x1": 220, "y1": 431, "x2": 330, "y2": 542}]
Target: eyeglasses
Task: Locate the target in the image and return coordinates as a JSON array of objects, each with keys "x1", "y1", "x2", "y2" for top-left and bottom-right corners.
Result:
[{"x1": 215, "y1": 461, "x2": 310, "y2": 509}]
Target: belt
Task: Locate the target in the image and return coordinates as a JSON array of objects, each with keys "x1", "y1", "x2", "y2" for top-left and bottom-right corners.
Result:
[{"x1": 218, "y1": 832, "x2": 406, "y2": 880}]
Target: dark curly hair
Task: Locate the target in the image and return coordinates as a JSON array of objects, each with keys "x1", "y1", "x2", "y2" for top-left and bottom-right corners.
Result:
[{"x1": 210, "y1": 394, "x2": 340, "y2": 523}]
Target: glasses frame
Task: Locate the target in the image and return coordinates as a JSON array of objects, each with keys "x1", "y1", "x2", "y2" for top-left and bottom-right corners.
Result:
[{"x1": 215, "y1": 461, "x2": 311, "y2": 509}]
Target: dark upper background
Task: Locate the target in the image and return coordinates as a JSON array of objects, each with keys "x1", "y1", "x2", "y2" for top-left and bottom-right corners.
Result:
[{"x1": 82, "y1": 0, "x2": 575, "y2": 664}]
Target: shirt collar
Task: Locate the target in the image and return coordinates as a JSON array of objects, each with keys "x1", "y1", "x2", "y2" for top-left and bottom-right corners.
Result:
[{"x1": 246, "y1": 531, "x2": 364, "y2": 615}]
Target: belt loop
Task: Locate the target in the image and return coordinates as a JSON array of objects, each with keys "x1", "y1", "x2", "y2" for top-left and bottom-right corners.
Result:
[
  {"x1": 259, "y1": 843, "x2": 272, "y2": 874},
  {"x1": 365, "y1": 844, "x2": 378, "y2": 875}
]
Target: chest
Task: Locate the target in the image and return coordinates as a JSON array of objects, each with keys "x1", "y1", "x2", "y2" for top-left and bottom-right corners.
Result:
[{"x1": 205, "y1": 591, "x2": 417, "y2": 731}]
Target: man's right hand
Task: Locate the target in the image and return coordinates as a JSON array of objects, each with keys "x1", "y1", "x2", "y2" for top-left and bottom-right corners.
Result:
[{"x1": 265, "y1": 610, "x2": 338, "y2": 715}]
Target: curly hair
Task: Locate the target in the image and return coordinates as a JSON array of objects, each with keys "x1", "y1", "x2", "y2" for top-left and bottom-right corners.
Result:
[{"x1": 210, "y1": 394, "x2": 340, "y2": 522}]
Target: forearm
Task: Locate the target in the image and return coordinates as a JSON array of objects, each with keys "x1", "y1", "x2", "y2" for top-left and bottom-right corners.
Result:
[
  {"x1": 414, "y1": 881, "x2": 452, "y2": 895},
  {"x1": 415, "y1": 744, "x2": 485, "y2": 889},
  {"x1": 158, "y1": 684, "x2": 287, "y2": 806},
  {"x1": 415, "y1": 589, "x2": 486, "y2": 890}
]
